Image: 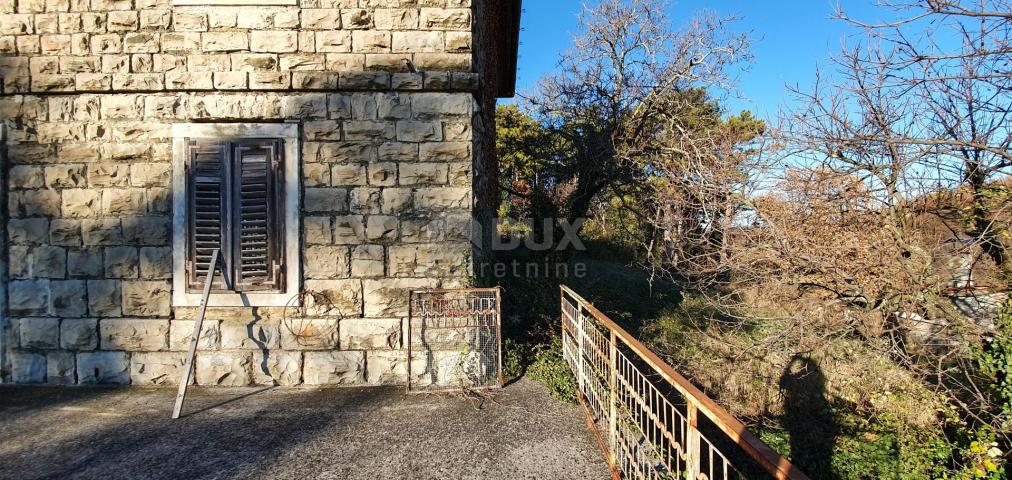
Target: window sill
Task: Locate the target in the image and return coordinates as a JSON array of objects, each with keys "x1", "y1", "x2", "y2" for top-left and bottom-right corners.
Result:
[{"x1": 172, "y1": 291, "x2": 300, "y2": 308}]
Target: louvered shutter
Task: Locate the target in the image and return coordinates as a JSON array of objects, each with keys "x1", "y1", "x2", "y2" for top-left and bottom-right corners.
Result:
[
  {"x1": 231, "y1": 139, "x2": 284, "y2": 291},
  {"x1": 186, "y1": 140, "x2": 229, "y2": 291}
]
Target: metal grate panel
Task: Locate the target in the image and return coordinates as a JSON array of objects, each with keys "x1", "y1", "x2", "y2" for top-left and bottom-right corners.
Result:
[{"x1": 407, "y1": 288, "x2": 503, "y2": 393}]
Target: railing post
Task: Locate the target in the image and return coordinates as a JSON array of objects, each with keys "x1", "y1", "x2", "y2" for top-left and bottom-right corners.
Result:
[
  {"x1": 576, "y1": 308, "x2": 586, "y2": 396},
  {"x1": 608, "y1": 330, "x2": 618, "y2": 466},
  {"x1": 686, "y1": 402, "x2": 701, "y2": 480}
]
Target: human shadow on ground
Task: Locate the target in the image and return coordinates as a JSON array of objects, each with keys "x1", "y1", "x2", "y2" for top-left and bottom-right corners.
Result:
[{"x1": 779, "y1": 354, "x2": 841, "y2": 479}]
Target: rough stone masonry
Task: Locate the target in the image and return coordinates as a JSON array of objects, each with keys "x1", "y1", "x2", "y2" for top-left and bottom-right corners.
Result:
[{"x1": 0, "y1": 0, "x2": 519, "y2": 386}]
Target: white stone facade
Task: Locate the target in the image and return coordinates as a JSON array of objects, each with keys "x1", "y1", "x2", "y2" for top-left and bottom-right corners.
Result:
[{"x1": 0, "y1": 0, "x2": 512, "y2": 386}]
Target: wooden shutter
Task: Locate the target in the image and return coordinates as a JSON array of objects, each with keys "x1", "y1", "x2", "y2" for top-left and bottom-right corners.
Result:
[
  {"x1": 231, "y1": 139, "x2": 284, "y2": 292},
  {"x1": 186, "y1": 140, "x2": 229, "y2": 291}
]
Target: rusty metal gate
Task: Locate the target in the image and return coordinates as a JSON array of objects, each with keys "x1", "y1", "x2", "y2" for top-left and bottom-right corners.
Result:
[{"x1": 407, "y1": 288, "x2": 503, "y2": 393}]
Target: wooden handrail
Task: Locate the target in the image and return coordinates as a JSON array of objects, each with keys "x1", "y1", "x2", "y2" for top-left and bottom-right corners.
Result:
[{"x1": 561, "y1": 285, "x2": 810, "y2": 480}]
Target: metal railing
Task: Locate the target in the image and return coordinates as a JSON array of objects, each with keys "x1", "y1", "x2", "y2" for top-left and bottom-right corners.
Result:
[{"x1": 560, "y1": 285, "x2": 809, "y2": 480}]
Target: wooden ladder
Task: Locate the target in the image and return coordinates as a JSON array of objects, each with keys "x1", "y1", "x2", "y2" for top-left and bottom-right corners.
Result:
[{"x1": 172, "y1": 248, "x2": 223, "y2": 419}]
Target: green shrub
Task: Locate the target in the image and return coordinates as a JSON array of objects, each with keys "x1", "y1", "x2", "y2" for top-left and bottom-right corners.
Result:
[{"x1": 526, "y1": 336, "x2": 577, "y2": 402}]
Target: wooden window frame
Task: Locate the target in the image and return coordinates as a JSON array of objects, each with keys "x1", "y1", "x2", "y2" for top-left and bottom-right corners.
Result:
[{"x1": 172, "y1": 123, "x2": 301, "y2": 308}]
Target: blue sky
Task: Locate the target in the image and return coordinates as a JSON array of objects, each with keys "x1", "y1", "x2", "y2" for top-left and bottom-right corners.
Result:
[{"x1": 511, "y1": 1, "x2": 885, "y2": 118}]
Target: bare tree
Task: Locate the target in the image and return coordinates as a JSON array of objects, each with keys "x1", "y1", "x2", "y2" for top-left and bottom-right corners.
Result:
[{"x1": 523, "y1": 0, "x2": 754, "y2": 227}]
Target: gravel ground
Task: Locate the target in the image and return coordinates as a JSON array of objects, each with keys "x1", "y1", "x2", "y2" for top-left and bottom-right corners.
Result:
[{"x1": 0, "y1": 378, "x2": 610, "y2": 480}]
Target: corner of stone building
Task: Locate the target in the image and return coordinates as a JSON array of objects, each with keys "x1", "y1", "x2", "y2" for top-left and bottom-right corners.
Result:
[{"x1": 0, "y1": 122, "x2": 8, "y2": 384}]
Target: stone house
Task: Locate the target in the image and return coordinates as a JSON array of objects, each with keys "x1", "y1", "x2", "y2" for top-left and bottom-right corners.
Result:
[{"x1": 0, "y1": 0, "x2": 521, "y2": 386}]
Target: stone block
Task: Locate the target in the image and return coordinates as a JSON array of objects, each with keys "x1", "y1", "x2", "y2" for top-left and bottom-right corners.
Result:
[
  {"x1": 50, "y1": 219, "x2": 82, "y2": 246},
  {"x1": 304, "y1": 163, "x2": 330, "y2": 187},
  {"x1": 367, "y1": 350, "x2": 427, "y2": 385},
  {"x1": 352, "y1": 30, "x2": 389, "y2": 53},
  {"x1": 106, "y1": 10, "x2": 137, "y2": 31},
  {"x1": 82, "y1": 219, "x2": 124, "y2": 245},
  {"x1": 304, "y1": 216, "x2": 332, "y2": 244},
  {"x1": 351, "y1": 244, "x2": 384, "y2": 278},
  {"x1": 400, "y1": 162, "x2": 448, "y2": 185},
  {"x1": 88, "y1": 164, "x2": 130, "y2": 186},
  {"x1": 15, "y1": 189, "x2": 61, "y2": 217},
  {"x1": 169, "y1": 319, "x2": 220, "y2": 351},
  {"x1": 366, "y1": 215, "x2": 398, "y2": 242},
  {"x1": 316, "y1": 30, "x2": 350, "y2": 52},
  {"x1": 388, "y1": 243, "x2": 467, "y2": 278},
  {"x1": 50, "y1": 279, "x2": 87, "y2": 316},
  {"x1": 31, "y1": 245, "x2": 66, "y2": 278},
  {"x1": 202, "y1": 32, "x2": 248, "y2": 52},
  {"x1": 363, "y1": 278, "x2": 438, "y2": 317},
  {"x1": 10, "y1": 218, "x2": 48, "y2": 245},
  {"x1": 87, "y1": 279, "x2": 121, "y2": 316},
  {"x1": 19, "y1": 317, "x2": 60, "y2": 349},
  {"x1": 304, "y1": 188, "x2": 348, "y2": 213},
  {"x1": 349, "y1": 187, "x2": 381, "y2": 214},
  {"x1": 301, "y1": 9, "x2": 340, "y2": 30},
  {"x1": 61, "y1": 188, "x2": 101, "y2": 217},
  {"x1": 101, "y1": 188, "x2": 145, "y2": 215},
  {"x1": 415, "y1": 187, "x2": 470, "y2": 211},
  {"x1": 9, "y1": 246, "x2": 29, "y2": 278},
  {"x1": 377, "y1": 141, "x2": 417, "y2": 161},
  {"x1": 279, "y1": 318, "x2": 340, "y2": 350},
  {"x1": 250, "y1": 31, "x2": 297, "y2": 53},
  {"x1": 341, "y1": 318, "x2": 400, "y2": 350},
  {"x1": 400, "y1": 217, "x2": 443, "y2": 243},
  {"x1": 100, "y1": 319, "x2": 169, "y2": 351},
  {"x1": 374, "y1": 8, "x2": 418, "y2": 30},
  {"x1": 411, "y1": 92, "x2": 470, "y2": 118},
  {"x1": 419, "y1": 142, "x2": 470, "y2": 162},
  {"x1": 44, "y1": 164, "x2": 86, "y2": 188},
  {"x1": 341, "y1": 8, "x2": 371, "y2": 29},
  {"x1": 196, "y1": 352, "x2": 252, "y2": 386},
  {"x1": 344, "y1": 120, "x2": 394, "y2": 141},
  {"x1": 172, "y1": 12, "x2": 207, "y2": 31},
  {"x1": 391, "y1": 72, "x2": 423, "y2": 90},
  {"x1": 47, "y1": 351, "x2": 76, "y2": 384},
  {"x1": 139, "y1": 246, "x2": 172, "y2": 279},
  {"x1": 303, "y1": 351, "x2": 364, "y2": 385},
  {"x1": 104, "y1": 246, "x2": 138, "y2": 278},
  {"x1": 367, "y1": 162, "x2": 397, "y2": 187},
  {"x1": 330, "y1": 164, "x2": 367, "y2": 186},
  {"x1": 253, "y1": 351, "x2": 303, "y2": 386},
  {"x1": 392, "y1": 31, "x2": 441, "y2": 53},
  {"x1": 303, "y1": 279, "x2": 362, "y2": 317},
  {"x1": 68, "y1": 248, "x2": 102, "y2": 277},
  {"x1": 122, "y1": 33, "x2": 159, "y2": 54},
  {"x1": 333, "y1": 215, "x2": 365, "y2": 244},
  {"x1": 220, "y1": 321, "x2": 280, "y2": 350},
  {"x1": 10, "y1": 351, "x2": 46, "y2": 383},
  {"x1": 445, "y1": 31, "x2": 471, "y2": 52},
  {"x1": 121, "y1": 280, "x2": 170, "y2": 316},
  {"x1": 304, "y1": 246, "x2": 350, "y2": 279},
  {"x1": 60, "y1": 318, "x2": 98, "y2": 350},
  {"x1": 130, "y1": 352, "x2": 187, "y2": 385},
  {"x1": 9, "y1": 165, "x2": 44, "y2": 189},
  {"x1": 9, "y1": 280, "x2": 49, "y2": 315},
  {"x1": 414, "y1": 53, "x2": 470, "y2": 70},
  {"x1": 396, "y1": 120, "x2": 441, "y2": 142},
  {"x1": 123, "y1": 217, "x2": 170, "y2": 245},
  {"x1": 381, "y1": 188, "x2": 412, "y2": 214},
  {"x1": 77, "y1": 351, "x2": 130, "y2": 384}
]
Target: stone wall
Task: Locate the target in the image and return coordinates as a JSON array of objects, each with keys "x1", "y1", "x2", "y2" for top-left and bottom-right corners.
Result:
[
  {"x1": 0, "y1": 0, "x2": 493, "y2": 386},
  {"x1": 0, "y1": 0, "x2": 473, "y2": 95},
  {"x1": 2, "y1": 82, "x2": 479, "y2": 385}
]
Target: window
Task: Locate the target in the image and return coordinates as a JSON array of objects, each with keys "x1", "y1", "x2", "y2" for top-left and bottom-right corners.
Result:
[{"x1": 172, "y1": 124, "x2": 300, "y2": 307}]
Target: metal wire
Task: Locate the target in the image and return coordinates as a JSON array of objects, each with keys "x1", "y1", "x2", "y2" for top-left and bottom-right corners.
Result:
[{"x1": 407, "y1": 288, "x2": 503, "y2": 393}]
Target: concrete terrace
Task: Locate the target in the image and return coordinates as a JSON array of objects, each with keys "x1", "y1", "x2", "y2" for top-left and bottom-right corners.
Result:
[{"x1": 0, "y1": 378, "x2": 610, "y2": 480}]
